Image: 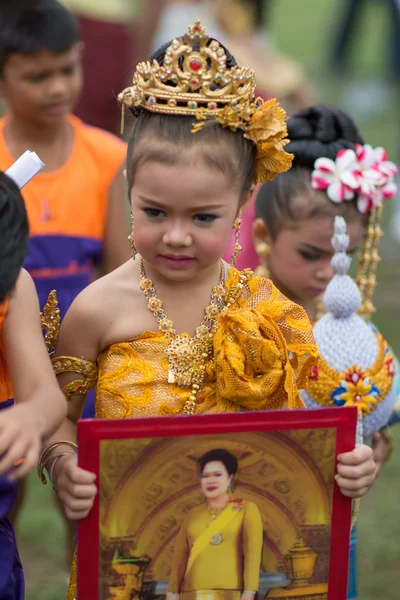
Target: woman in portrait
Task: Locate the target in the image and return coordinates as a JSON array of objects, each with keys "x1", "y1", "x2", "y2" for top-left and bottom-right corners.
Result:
[{"x1": 167, "y1": 449, "x2": 263, "y2": 600}]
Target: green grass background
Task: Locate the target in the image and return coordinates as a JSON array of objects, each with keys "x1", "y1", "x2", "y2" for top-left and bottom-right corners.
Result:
[{"x1": 16, "y1": 1, "x2": 400, "y2": 598}]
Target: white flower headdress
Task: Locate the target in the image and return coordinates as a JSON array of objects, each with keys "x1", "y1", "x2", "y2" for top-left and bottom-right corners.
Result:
[{"x1": 311, "y1": 144, "x2": 398, "y2": 213}]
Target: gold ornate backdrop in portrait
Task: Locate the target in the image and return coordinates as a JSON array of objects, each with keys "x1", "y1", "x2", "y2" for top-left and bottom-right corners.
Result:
[{"x1": 99, "y1": 428, "x2": 336, "y2": 600}]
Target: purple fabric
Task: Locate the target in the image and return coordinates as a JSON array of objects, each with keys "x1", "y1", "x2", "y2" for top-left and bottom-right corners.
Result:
[{"x1": 0, "y1": 402, "x2": 25, "y2": 599}]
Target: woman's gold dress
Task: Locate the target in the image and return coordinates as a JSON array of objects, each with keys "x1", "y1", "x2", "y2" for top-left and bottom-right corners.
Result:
[
  {"x1": 65, "y1": 268, "x2": 318, "y2": 599},
  {"x1": 168, "y1": 500, "x2": 263, "y2": 600}
]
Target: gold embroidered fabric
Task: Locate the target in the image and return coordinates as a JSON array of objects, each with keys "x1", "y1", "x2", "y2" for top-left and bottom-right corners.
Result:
[{"x1": 95, "y1": 269, "x2": 318, "y2": 418}]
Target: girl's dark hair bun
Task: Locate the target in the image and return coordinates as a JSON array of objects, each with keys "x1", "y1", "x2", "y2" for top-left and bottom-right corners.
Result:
[{"x1": 286, "y1": 105, "x2": 365, "y2": 169}]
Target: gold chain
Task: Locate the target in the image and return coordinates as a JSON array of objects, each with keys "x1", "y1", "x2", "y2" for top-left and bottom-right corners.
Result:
[{"x1": 139, "y1": 258, "x2": 226, "y2": 414}]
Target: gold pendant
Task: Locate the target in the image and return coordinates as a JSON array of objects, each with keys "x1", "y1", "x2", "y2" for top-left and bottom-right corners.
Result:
[{"x1": 210, "y1": 533, "x2": 223, "y2": 545}]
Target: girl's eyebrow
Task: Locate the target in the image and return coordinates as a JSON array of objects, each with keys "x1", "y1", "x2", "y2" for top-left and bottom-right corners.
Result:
[
  {"x1": 299, "y1": 242, "x2": 329, "y2": 255},
  {"x1": 138, "y1": 196, "x2": 225, "y2": 212},
  {"x1": 300, "y1": 242, "x2": 359, "y2": 255}
]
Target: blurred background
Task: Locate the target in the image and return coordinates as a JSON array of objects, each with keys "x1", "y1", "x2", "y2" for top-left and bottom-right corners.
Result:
[{"x1": 15, "y1": 0, "x2": 399, "y2": 598}]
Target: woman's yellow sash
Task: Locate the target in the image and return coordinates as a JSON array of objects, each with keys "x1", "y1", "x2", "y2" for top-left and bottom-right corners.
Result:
[{"x1": 186, "y1": 502, "x2": 243, "y2": 575}]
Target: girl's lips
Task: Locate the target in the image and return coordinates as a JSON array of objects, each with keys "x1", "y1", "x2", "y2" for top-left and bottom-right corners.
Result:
[
  {"x1": 310, "y1": 287, "x2": 326, "y2": 296},
  {"x1": 207, "y1": 486, "x2": 217, "y2": 491},
  {"x1": 162, "y1": 254, "x2": 194, "y2": 260},
  {"x1": 160, "y1": 254, "x2": 195, "y2": 268}
]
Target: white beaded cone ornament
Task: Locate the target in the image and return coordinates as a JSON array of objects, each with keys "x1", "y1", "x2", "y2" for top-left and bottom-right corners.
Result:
[{"x1": 301, "y1": 216, "x2": 396, "y2": 439}]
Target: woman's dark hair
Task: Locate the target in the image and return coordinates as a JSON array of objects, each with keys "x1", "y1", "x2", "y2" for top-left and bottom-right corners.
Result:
[
  {"x1": 0, "y1": 0, "x2": 79, "y2": 76},
  {"x1": 126, "y1": 39, "x2": 256, "y2": 198},
  {"x1": 199, "y1": 448, "x2": 238, "y2": 476},
  {"x1": 0, "y1": 172, "x2": 29, "y2": 303},
  {"x1": 255, "y1": 105, "x2": 367, "y2": 237}
]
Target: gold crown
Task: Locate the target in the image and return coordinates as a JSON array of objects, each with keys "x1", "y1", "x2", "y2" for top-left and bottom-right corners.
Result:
[
  {"x1": 118, "y1": 20, "x2": 255, "y2": 118},
  {"x1": 119, "y1": 20, "x2": 294, "y2": 183}
]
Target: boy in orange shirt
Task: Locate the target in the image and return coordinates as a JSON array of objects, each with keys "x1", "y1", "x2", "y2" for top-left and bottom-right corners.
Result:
[{"x1": 0, "y1": 0, "x2": 130, "y2": 408}]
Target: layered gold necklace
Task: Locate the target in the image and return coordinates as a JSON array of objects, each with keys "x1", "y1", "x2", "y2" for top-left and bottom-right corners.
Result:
[{"x1": 139, "y1": 258, "x2": 226, "y2": 414}]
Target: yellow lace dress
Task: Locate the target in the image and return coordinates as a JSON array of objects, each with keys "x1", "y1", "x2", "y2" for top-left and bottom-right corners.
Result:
[{"x1": 65, "y1": 268, "x2": 318, "y2": 599}]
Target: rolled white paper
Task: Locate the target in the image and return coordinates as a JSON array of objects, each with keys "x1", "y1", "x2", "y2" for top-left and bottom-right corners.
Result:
[{"x1": 5, "y1": 151, "x2": 45, "y2": 189}]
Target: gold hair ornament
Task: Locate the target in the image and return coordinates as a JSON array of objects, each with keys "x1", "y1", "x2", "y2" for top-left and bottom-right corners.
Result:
[
  {"x1": 356, "y1": 205, "x2": 383, "y2": 322},
  {"x1": 118, "y1": 20, "x2": 293, "y2": 184}
]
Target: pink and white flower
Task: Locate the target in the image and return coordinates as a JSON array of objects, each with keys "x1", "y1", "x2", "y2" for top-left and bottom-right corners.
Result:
[
  {"x1": 311, "y1": 149, "x2": 360, "y2": 203},
  {"x1": 311, "y1": 143, "x2": 398, "y2": 214}
]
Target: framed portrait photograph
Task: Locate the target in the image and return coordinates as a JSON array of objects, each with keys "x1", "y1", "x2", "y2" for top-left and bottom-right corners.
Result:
[{"x1": 77, "y1": 407, "x2": 357, "y2": 600}]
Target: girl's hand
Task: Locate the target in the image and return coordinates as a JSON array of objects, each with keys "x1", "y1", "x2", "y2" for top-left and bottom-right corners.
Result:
[
  {"x1": 241, "y1": 592, "x2": 256, "y2": 600},
  {"x1": 53, "y1": 453, "x2": 97, "y2": 520},
  {"x1": 336, "y1": 444, "x2": 375, "y2": 498},
  {"x1": 372, "y1": 432, "x2": 388, "y2": 477},
  {"x1": 0, "y1": 403, "x2": 42, "y2": 480}
]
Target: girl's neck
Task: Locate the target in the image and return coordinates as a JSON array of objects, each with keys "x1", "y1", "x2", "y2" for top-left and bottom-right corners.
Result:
[
  {"x1": 207, "y1": 493, "x2": 230, "y2": 509},
  {"x1": 142, "y1": 258, "x2": 224, "y2": 294}
]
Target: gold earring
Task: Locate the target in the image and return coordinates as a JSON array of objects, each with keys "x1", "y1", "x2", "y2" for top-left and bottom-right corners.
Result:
[
  {"x1": 231, "y1": 217, "x2": 242, "y2": 266},
  {"x1": 128, "y1": 213, "x2": 137, "y2": 260},
  {"x1": 255, "y1": 242, "x2": 270, "y2": 257},
  {"x1": 254, "y1": 241, "x2": 270, "y2": 278}
]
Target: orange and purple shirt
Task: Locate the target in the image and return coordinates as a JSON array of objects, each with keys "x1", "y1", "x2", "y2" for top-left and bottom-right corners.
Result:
[
  {"x1": 0, "y1": 300, "x2": 12, "y2": 407},
  {"x1": 0, "y1": 115, "x2": 126, "y2": 317}
]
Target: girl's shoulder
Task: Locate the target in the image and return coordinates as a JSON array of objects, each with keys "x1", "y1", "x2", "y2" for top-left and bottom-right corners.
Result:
[{"x1": 58, "y1": 261, "x2": 145, "y2": 356}]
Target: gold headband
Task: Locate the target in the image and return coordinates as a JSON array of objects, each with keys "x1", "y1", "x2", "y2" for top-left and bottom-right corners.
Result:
[{"x1": 118, "y1": 20, "x2": 293, "y2": 183}]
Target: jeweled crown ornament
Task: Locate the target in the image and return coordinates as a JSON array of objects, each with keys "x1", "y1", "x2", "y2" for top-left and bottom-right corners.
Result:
[
  {"x1": 118, "y1": 20, "x2": 255, "y2": 118},
  {"x1": 302, "y1": 216, "x2": 396, "y2": 439}
]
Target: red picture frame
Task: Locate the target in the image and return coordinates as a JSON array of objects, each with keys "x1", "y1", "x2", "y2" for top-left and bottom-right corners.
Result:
[{"x1": 77, "y1": 406, "x2": 357, "y2": 600}]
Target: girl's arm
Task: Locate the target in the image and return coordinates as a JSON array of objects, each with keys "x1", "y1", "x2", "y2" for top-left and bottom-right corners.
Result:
[
  {"x1": 0, "y1": 270, "x2": 67, "y2": 479},
  {"x1": 40, "y1": 289, "x2": 101, "y2": 519}
]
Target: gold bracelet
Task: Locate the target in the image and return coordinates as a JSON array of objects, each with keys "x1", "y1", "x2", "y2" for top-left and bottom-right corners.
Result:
[{"x1": 37, "y1": 440, "x2": 78, "y2": 484}]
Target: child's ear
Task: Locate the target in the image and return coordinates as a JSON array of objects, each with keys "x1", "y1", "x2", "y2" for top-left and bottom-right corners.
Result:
[
  {"x1": 239, "y1": 184, "x2": 256, "y2": 210},
  {"x1": 252, "y1": 217, "x2": 271, "y2": 247}
]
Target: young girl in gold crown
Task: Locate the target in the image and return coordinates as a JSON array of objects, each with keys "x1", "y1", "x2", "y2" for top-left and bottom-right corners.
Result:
[
  {"x1": 252, "y1": 104, "x2": 399, "y2": 599},
  {"x1": 37, "y1": 24, "x2": 376, "y2": 599}
]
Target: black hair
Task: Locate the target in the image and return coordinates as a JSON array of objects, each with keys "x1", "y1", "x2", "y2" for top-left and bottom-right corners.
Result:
[
  {"x1": 199, "y1": 448, "x2": 238, "y2": 476},
  {"x1": 0, "y1": 172, "x2": 29, "y2": 303},
  {"x1": 255, "y1": 105, "x2": 367, "y2": 237},
  {"x1": 126, "y1": 38, "x2": 256, "y2": 198},
  {"x1": 0, "y1": 0, "x2": 79, "y2": 76}
]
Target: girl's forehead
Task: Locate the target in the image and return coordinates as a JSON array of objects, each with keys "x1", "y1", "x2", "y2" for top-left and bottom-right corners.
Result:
[
  {"x1": 279, "y1": 216, "x2": 365, "y2": 248},
  {"x1": 131, "y1": 160, "x2": 238, "y2": 208}
]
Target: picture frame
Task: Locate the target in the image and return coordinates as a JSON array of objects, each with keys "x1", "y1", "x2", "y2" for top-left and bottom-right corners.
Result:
[{"x1": 77, "y1": 407, "x2": 357, "y2": 600}]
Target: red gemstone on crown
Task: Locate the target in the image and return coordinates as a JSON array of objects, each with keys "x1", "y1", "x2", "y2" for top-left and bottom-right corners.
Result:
[{"x1": 189, "y1": 59, "x2": 202, "y2": 72}]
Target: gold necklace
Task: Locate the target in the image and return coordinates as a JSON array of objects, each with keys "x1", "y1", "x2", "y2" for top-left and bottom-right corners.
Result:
[
  {"x1": 207, "y1": 504, "x2": 226, "y2": 521},
  {"x1": 139, "y1": 258, "x2": 226, "y2": 414}
]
